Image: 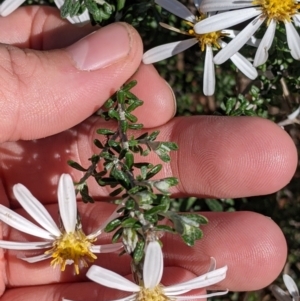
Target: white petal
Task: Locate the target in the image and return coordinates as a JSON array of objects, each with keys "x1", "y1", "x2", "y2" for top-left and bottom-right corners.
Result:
[
  {"x1": 194, "y1": 8, "x2": 261, "y2": 34},
  {"x1": 270, "y1": 285, "x2": 292, "y2": 301},
  {"x1": 173, "y1": 289, "x2": 229, "y2": 299},
  {"x1": 164, "y1": 266, "x2": 227, "y2": 294},
  {"x1": 155, "y1": 0, "x2": 196, "y2": 22},
  {"x1": 214, "y1": 16, "x2": 264, "y2": 64},
  {"x1": 67, "y1": 10, "x2": 90, "y2": 26},
  {"x1": 54, "y1": 0, "x2": 90, "y2": 26},
  {"x1": 223, "y1": 29, "x2": 261, "y2": 47},
  {"x1": 230, "y1": 53, "x2": 258, "y2": 79},
  {"x1": 203, "y1": 46, "x2": 215, "y2": 96},
  {"x1": 207, "y1": 257, "x2": 216, "y2": 272},
  {"x1": 0, "y1": 0, "x2": 26, "y2": 16},
  {"x1": 20, "y1": 253, "x2": 52, "y2": 263},
  {"x1": 0, "y1": 205, "x2": 54, "y2": 240},
  {"x1": 222, "y1": 41, "x2": 258, "y2": 79},
  {"x1": 143, "y1": 38, "x2": 198, "y2": 64},
  {"x1": 0, "y1": 240, "x2": 51, "y2": 250},
  {"x1": 58, "y1": 174, "x2": 77, "y2": 233},
  {"x1": 13, "y1": 184, "x2": 61, "y2": 237},
  {"x1": 200, "y1": 0, "x2": 253, "y2": 12},
  {"x1": 194, "y1": 0, "x2": 202, "y2": 10},
  {"x1": 288, "y1": 106, "x2": 300, "y2": 120},
  {"x1": 89, "y1": 243, "x2": 123, "y2": 253},
  {"x1": 283, "y1": 275, "x2": 299, "y2": 298},
  {"x1": 285, "y1": 22, "x2": 300, "y2": 60},
  {"x1": 86, "y1": 265, "x2": 140, "y2": 292},
  {"x1": 254, "y1": 19, "x2": 276, "y2": 66},
  {"x1": 293, "y1": 14, "x2": 300, "y2": 27},
  {"x1": 143, "y1": 241, "x2": 163, "y2": 289},
  {"x1": 277, "y1": 106, "x2": 300, "y2": 127}
]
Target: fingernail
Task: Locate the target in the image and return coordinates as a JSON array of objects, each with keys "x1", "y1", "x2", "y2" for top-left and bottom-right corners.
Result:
[
  {"x1": 165, "y1": 80, "x2": 177, "y2": 117},
  {"x1": 66, "y1": 23, "x2": 131, "y2": 71}
]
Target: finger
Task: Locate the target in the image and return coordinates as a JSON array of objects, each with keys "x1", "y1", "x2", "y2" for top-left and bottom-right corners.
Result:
[
  {"x1": 1, "y1": 203, "x2": 285, "y2": 292},
  {"x1": 0, "y1": 6, "x2": 96, "y2": 49},
  {"x1": 0, "y1": 21, "x2": 144, "y2": 142},
  {"x1": 129, "y1": 64, "x2": 176, "y2": 127},
  {"x1": 0, "y1": 7, "x2": 175, "y2": 138},
  {"x1": 0, "y1": 116, "x2": 296, "y2": 203}
]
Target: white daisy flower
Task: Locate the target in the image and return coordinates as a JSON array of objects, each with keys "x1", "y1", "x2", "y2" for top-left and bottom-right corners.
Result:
[
  {"x1": 271, "y1": 274, "x2": 300, "y2": 301},
  {"x1": 63, "y1": 240, "x2": 228, "y2": 301},
  {"x1": 142, "y1": 0, "x2": 258, "y2": 96},
  {"x1": 0, "y1": 173, "x2": 122, "y2": 274},
  {"x1": 195, "y1": 0, "x2": 300, "y2": 67},
  {"x1": 0, "y1": 0, "x2": 90, "y2": 26}
]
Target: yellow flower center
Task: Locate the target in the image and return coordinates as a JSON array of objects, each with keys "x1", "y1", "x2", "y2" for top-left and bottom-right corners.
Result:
[
  {"x1": 186, "y1": 21, "x2": 225, "y2": 51},
  {"x1": 45, "y1": 230, "x2": 97, "y2": 274},
  {"x1": 253, "y1": 0, "x2": 300, "y2": 22},
  {"x1": 136, "y1": 286, "x2": 170, "y2": 301}
]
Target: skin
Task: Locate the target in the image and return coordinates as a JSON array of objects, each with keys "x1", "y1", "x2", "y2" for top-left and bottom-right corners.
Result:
[{"x1": 0, "y1": 5, "x2": 297, "y2": 301}]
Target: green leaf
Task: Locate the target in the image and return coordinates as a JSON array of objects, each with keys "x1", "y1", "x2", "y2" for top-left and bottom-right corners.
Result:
[
  {"x1": 109, "y1": 187, "x2": 124, "y2": 197},
  {"x1": 144, "y1": 213, "x2": 158, "y2": 224},
  {"x1": 125, "y1": 199, "x2": 135, "y2": 210},
  {"x1": 153, "y1": 177, "x2": 179, "y2": 194},
  {"x1": 125, "y1": 112, "x2": 138, "y2": 123},
  {"x1": 135, "y1": 191, "x2": 155, "y2": 209},
  {"x1": 148, "y1": 131, "x2": 160, "y2": 141},
  {"x1": 126, "y1": 99, "x2": 144, "y2": 112},
  {"x1": 133, "y1": 240, "x2": 145, "y2": 264},
  {"x1": 162, "y1": 142, "x2": 179, "y2": 151},
  {"x1": 111, "y1": 167, "x2": 131, "y2": 187},
  {"x1": 144, "y1": 203, "x2": 168, "y2": 215},
  {"x1": 105, "y1": 218, "x2": 122, "y2": 232},
  {"x1": 97, "y1": 128, "x2": 115, "y2": 135},
  {"x1": 79, "y1": 184, "x2": 94, "y2": 203},
  {"x1": 117, "y1": 90, "x2": 125, "y2": 104},
  {"x1": 80, "y1": 190, "x2": 94, "y2": 203},
  {"x1": 108, "y1": 140, "x2": 119, "y2": 147},
  {"x1": 181, "y1": 214, "x2": 208, "y2": 225},
  {"x1": 181, "y1": 227, "x2": 203, "y2": 246},
  {"x1": 108, "y1": 108, "x2": 120, "y2": 120},
  {"x1": 123, "y1": 80, "x2": 137, "y2": 91},
  {"x1": 67, "y1": 160, "x2": 87, "y2": 172},
  {"x1": 128, "y1": 123, "x2": 144, "y2": 130},
  {"x1": 140, "y1": 165, "x2": 148, "y2": 180},
  {"x1": 112, "y1": 228, "x2": 123, "y2": 243},
  {"x1": 205, "y1": 199, "x2": 223, "y2": 212},
  {"x1": 121, "y1": 217, "x2": 137, "y2": 228},
  {"x1": 61, "y1": 0, "x2": 82, "y2": 17},
  {"x1": 98, "y1": 177, "x2": 118, "y2": 187},
  {"x1": 128, "y1": 185, "x2": 143, "y2": 194},
  {"x1": 93, "y1": 139, "x2": 104, "y2": 149},
  {"x1": 155, "y1": 225, "x2": 176, "y2": 233},
  {"x1": 146, "y1": 164, "x2": 162, "y2": 180},
  {"x1": 156, "y1": 151, "x2": 170, "y2": 163},
  {"x1": 125, "y1": 152, "x2": 134, "y2": 170},
  {"x1": 104, "y1": 98, "x2": 114, "y2": 109}
]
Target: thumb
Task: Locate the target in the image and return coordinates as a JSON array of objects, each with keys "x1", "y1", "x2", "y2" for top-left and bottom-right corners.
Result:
[{"x1": 0, "y1": 22, "x2": 142, "y2": 142}]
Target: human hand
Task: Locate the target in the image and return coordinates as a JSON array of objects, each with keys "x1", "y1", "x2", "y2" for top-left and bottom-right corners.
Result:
[{"x1": 0, "y1": 5, "x2": 297, "y2": 301}]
